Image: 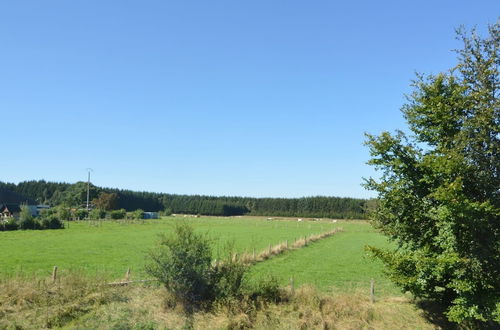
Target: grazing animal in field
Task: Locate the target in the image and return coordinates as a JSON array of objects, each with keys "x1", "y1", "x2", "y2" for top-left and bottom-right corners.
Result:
[{"x1": 297, "y1": 219, "x2": 303, "y2": 222}]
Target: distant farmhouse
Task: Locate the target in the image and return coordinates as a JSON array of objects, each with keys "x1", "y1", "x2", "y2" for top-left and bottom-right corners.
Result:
[
  {"x1": 0, "y1": 189, "x2": 47, "y2": 219},
  {"x1": 0, "y1": 204, "x2": 21, "y2": 218}
]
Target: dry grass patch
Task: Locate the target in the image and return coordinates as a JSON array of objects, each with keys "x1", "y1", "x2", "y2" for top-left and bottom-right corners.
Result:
[
  {"x1": 0, "y1": 274, "x2": 438, "y2": 329},
  {"x1": 246, "y1": 286, "x2": 437, "y2": 330},
  {"x1": 241, "y1": 228, "x2": 343, "y2": 264},
  {"x1": 0, "y1": 273, "x2": 121, "y2": 329},
  {"x1": 216, "y1": 228, "x2": 343, "y2": 268}
]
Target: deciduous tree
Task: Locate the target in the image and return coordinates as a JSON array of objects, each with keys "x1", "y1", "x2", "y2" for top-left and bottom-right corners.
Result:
[
  {"x1": 92, "y1": 192, "x2": 118, "y2": 211},
  {"x1": 365, "y1": 23, "x2": 499, "y2": 324}
]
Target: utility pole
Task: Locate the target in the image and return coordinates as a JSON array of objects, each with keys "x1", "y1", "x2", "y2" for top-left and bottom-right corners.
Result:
[{"x1": 86, "y1": 168, "x2": 93, "y2": 210}]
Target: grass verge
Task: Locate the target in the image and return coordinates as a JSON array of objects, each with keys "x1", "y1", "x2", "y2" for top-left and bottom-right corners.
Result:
[{"x1": 0, "y1": 274, "x2": 437, "y2": 329}]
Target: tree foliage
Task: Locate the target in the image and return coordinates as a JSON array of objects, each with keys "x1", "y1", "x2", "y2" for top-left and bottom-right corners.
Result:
[
  {"x1": 365, "y1": 23, "x2": 499, "y2": 324},
  {"x1": 17, "y1": 205, "x2": 37, "y2": 230},
  {"x1": 92, "y1": 192, "x2": 119, "y2": 211}
]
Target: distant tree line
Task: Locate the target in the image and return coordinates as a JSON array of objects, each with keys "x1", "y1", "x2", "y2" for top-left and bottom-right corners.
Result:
[{"x1": 0, "y1": 180, "x2": 370, "y2": 219}]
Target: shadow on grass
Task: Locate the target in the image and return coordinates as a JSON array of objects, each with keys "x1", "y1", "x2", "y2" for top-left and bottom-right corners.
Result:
[
  {"x1": 416, "y1": 300, "x2": 500, "y2": 330},
  {"x1": 416, "y1": 300, "x2": 459, "y2": 330}
]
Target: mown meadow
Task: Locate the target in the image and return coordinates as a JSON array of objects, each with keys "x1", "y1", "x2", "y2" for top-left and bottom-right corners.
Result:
[{"x1": 248, "y1": 221, "x2": 400, "y2": 296}]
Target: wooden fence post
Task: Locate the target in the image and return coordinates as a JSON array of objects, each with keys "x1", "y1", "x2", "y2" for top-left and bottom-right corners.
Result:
[
  {"x1": 125, "y1": 268, "x2": 131, "y2": 281},
  {"x1": 52, "y1": 266, "x2": 58, "y2": 283},
  {"x1": 370, "y1": 279, "x2": 375, "y2": 303},
  {"x1": 290, "y1": 277, "x2": 295, "y2": 296},
  {"x1": 252, "y1": 248, "x2": 256, "y2": 259},
  {"x1": 286, "y1": 240, "x2": 288, "y2": 249}
]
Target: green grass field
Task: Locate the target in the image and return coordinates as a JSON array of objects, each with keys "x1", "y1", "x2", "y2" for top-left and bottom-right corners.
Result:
[
  {"x1": 248, "y1": 221, "x2": 400, "y2": 296},
  {"x1": 0, "y1": 216, "x2": 398, "y2": 295}
]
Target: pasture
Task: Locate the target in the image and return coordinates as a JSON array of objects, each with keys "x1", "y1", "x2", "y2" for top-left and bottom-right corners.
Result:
[
  {"x1": 0, "y1": 216, "x2": 397, "y2": 295},
  {"x1": 248, "y1": 221, "x2": 400, "y2": 296}
]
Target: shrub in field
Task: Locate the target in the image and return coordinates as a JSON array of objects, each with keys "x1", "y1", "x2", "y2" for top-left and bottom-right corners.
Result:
[
  {"x1": 56, "y1": 206, "x2": 71, "y2": 220},
  {"x1": 109, "y1": 209, "x2": 126, "y2": 220},
  {"x1": 146, "y1": 224, "x2": 213, "y2": 308},
  {"x1": 1, "y1": 217, "x2": 18, "y2": 231},
  {"x1": 160, "y1": 208, "x2": 172, "y2": 216},
  {"x1": 145, "y1": 224, "x2": 247, "y2": 310},
  {"x1": 73, "y1": 209, "x2": 88, "y2": 220},
  {"x1": 130, "y1": 209, "x2": 144, "y2": 219},
  {"x1": 244, "y1": 276, "x2": 283, "y2": 305},
  {"x1": 88, "y1": 208, "x2": 106, "y2": 220},
  {"x1": 39, "y1": 208, "x2": 55, "y2": 218},
  {"x1": 208, "y1": 257, "x2": 247, "y2": 304},
  {"x1": 42, "y1": 206, "x2": 71, "y2": 221},
  {"x1": 40, "y1": 214, "x2": 64, "y2": 229},
  {"x1": 17, "y1": 205, "x2": 40, "y2": 230}
]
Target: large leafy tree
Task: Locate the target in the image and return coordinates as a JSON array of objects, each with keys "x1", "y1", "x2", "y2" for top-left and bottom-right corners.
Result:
[
  {"x1": 59, "y1": 181, "x2": 98, "y2": 207},
  {"x1": 92, "y1": 192, "x2": 119, "y2": 210},
  {"x1": 365, "y1": 23, "x2": 499, "y2": 324}
]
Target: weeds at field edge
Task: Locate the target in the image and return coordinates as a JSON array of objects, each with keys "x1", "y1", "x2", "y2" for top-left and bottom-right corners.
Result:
[{"x1": 0, "y1": 274, "x2": 438, "y2": 329}]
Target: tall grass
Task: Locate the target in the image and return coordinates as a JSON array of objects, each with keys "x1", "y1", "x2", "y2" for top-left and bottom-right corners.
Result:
[
  {"x1": 0, "y1": 273, "x2": 436, "y2": 329},
  {"x1": 0, "y1": 273, "x2": 117, "y2": 329},
  {"x1": 238, "y1": 227, "x2": 343, "y2": 264}
]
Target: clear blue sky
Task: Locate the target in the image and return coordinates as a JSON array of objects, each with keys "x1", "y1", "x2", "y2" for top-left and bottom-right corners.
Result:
[{"x1": 1, "y1": 1, "x2": 497, "y2": 198}]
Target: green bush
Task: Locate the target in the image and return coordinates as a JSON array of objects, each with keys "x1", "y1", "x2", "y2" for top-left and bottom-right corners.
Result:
[
  {"x1": 244, "y1": 277, "x2": 282, "y2": 304},
  {"x1": 18, "y1": 217, "x2": 41, "y2": 230},
  {"x1": 1, "y1": 218, "x2": 18, "y2": 231},
  {"x1": 73, "y1": 209, "x2": 88, "y2": 220},
  {"x1": 40, "y1": 214, "x2": 64, "y2": 229},
  {"x1": 208, "y1": 257, "x2": 247, "y2": 304},
  {"x1": 88, "y1": 208, "x2": 106, "y2": 220},
  {"x1": 160, "y1": 208, "x2": 172, "y2": 216},
  {"x1": 146, "y1": 224, "x2": 212, "y2": 308},
  {"x1": 130, "y1": 209, "x2": 144, "y2": 220},
  {"x1": 109, "y1": 209, "x2": 126, "y2": 220},
  {"x1": 145, "y1": 224, "x2": 247, "y2": 310},
  {"x1": 17, "y1": 206, "x2": 40, "y2": 230},
  {"x1": 56, "y1": 207, "x2": 71, "y2": 220}
]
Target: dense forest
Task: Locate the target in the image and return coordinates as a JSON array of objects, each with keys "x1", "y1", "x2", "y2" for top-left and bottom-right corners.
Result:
[{"x1": 0, "y1": 180, "x2": 370, "y2": 219}]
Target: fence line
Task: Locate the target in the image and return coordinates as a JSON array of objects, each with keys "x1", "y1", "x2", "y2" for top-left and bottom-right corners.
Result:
[
  {"x1": 44, "y1": 265, "x2": 377, "y2": 302},
  {"x1": 237, "y1": 227, "x2": 343, "y2": 265}
]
